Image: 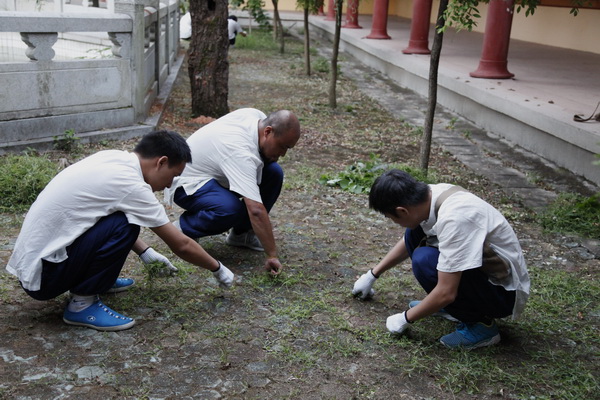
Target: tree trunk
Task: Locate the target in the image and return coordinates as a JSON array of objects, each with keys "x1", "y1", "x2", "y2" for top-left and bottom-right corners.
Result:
[
  {"x1": 188, "y1": 0, "x2": 229, "y2": 118},
  {"x1": 272, "y1": 0, "x2": 285, "y2": 53},
  {"x1": 418, "y1": 0, "x2": 448, "y2": 173},
  {"x1": 328, "y1": 0, "x2": 343, "y2": 108},
  {"x1": 304, "y1": 7, "x2": 311, "y2": 76},
  {"x1": 273, "y1": 0, "x2": 279, "y2": 40}
]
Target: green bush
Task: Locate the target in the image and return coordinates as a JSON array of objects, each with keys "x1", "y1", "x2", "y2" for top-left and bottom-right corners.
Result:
[
  {"x1": 538, "y1": 193, "x2": 600, "y2": 239},
  {"x1": 0, "y1": 153, "x2": 57, "y2": 212}
]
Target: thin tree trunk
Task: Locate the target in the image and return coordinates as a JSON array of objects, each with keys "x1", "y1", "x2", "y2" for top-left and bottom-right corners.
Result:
[
  {"x1": 188, "y1": 0, "x2": 229, "y2": 118},
  {"x1": 419, "y1": 0, "x2": 448, "y2": 172},
  {"x1": 272, "y1": 0, "x2": 279, "y2": 40},
  {"x1": 328, "y1": 0, "x2": 343, "y2": 108},
  {"x1": 277, "y1": 9, "x2": 285, "y2": 53},
  {"x1": 272, "y1": 0, "x2": 285, "y2": 53},
  {"x1": 304, "y1": 7, "x2": 311, "y2": 75}
]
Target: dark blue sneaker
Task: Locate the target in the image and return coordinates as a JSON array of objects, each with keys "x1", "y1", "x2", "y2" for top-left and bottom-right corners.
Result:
[
  {"x1": 106, "y1": 277, "x2": 135, "y2": 293},
  {"x1": 440, "y1": 320, "x2": 500, "y2": 349},
  {"x1": 408, "y1": 300, "x2": 459, "y2": 322},
  {"x1": 63, "y1": 299, "x2": 135, "y2": 331}
]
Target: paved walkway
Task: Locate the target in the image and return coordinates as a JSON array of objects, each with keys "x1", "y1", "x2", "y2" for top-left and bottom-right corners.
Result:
[
  {"x1": 262, "y1": 11, "x2": 600, "y2": 186},
  {"x1": 273, "y1": 11, "x2": 600, "y2": 256},
  {"x1": 335, "y1": 46, "x2": 600, "y2": 256}
]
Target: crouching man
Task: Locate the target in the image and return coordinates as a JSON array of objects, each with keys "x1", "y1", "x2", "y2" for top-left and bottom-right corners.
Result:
[
  {"x1": 352, "y1": 170, "x2": 530, "y2": 349},
  {"x1": 6, "y1": 130, "x2": 234, "y2": 332}
]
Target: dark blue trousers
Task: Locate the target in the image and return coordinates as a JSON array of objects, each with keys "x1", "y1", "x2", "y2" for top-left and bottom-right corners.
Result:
[
  {"x1": 174, "y1": 162, "x2": 283, "y2": 238},
  {"x1": 24, "y1": 212, "x2": 140, "y2": 300},
  {"x1": 405, "y1": 226, "x2": 515, "y2": 323}
]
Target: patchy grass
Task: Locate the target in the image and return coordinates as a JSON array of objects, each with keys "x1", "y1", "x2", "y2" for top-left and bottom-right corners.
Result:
[
  {"x1": 0, "y1": 153, "x2": 59, "y2": 212},
  {"x1": 538, "y1": 192, "x2": 600, "y2": 239},
  {"x1": 0, "y1": 28, "x2": 597, "y2": 400}
]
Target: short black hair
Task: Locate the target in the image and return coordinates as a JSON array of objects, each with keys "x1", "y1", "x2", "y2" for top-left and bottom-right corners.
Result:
[
  {"x1": 228, "y1": 15, "x2": 238, "y2": 21},
  {"x1": 134, "y1": 130, "x2": 192, "y2": 167},
  {"x1": 369, "y1": 169, "x2": 429, "y2": 215}
]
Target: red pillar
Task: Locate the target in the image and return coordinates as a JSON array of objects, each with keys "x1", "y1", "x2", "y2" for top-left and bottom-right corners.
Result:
[
  {"x1": 470, "y1": 0, "x2": 515, "y2": 79},
  {"x1": 343, "y1": 0, "x2": 362, "y2": 29},
  {"x1": 367, "y1": 0, "x2": 391, "y2": 39},
  {"x1": 402, "y1": 0, "x2": 433, "y2": 54},
  {"x1": 325, "y1": 0, "x2": 335, "y2": 21}
]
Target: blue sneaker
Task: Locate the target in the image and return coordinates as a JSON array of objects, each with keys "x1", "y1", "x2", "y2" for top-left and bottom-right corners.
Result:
[
  {"x1": 63, "y1": 299, "x2": 135, "y2": 331},
  {"x1": 408, "y1": 300, "x2": 459, "y2": 322},
  {"x1": 440, "y1": 320, "x2": 500, "y2": 349},
  {"x1": 106, "y1": 277, "x2": 135, "y2": 293}
]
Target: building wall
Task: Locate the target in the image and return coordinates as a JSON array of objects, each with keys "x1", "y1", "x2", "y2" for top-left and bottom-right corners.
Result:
[{"x1": 273, "y1": 0, "x2": 600, "y2": 55}]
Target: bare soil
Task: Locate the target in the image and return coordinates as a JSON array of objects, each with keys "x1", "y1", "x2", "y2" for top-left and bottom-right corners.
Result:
[{"x1": 0, "y1": 36, "x2": 598, "y2": 399}]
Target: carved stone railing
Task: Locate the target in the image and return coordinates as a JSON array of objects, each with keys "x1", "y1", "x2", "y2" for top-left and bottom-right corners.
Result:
[{"x1": 0, "y1": 0, "x2": 180, "y2": 151}]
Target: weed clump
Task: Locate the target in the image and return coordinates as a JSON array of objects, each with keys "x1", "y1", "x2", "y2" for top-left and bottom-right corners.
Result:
[
  {"x1": 538, "y1": 193, "x2": 600, "y2": 239},
  {"x1": 319, "y1": 154, "x2": 437, "y2": 194},
  {"x1": 0, "y1": 153, "x2": 57, "y2": 212}
]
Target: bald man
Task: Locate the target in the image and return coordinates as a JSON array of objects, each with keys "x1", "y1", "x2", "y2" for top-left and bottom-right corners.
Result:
[{"x1": 165, "y1": 108, "x2": 301, "y2": 275}]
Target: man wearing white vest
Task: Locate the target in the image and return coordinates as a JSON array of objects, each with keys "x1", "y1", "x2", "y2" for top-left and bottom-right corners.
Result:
[{"x1": 352, "y1": 169, "x2": 530, "y2": 349}]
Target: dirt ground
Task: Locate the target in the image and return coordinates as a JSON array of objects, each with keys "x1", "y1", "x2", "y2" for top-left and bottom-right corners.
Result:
[{"x1": 0, "y1": 36, "x2": 598, "y2": 399}]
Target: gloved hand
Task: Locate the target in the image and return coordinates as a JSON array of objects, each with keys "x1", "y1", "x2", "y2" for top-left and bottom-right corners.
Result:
[
  {"x1": 213, "y1": 261, "x2": 234, "y2": 289},
  {"x1": 386, "y1": 311, "x2": 411, "y2": 335},
  {"x1": 139, "y1": 247, "x2": 178, "y2": 276},
  {"x1": 352, "y1": 269, "x2": 377, "y2": 299}
]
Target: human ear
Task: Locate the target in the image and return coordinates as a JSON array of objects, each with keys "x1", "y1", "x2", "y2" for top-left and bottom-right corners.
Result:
[
  {"x1": 157, "y1": 156, "x2": 169, "y2": 168},
  {"x1": 394, "y1": 206, "x2": 409, "y2": 217}
]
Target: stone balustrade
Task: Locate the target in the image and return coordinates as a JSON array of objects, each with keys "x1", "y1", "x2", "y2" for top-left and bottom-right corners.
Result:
[{"x1": 0, "y1": 0, "x2": 181, "y2": 152}]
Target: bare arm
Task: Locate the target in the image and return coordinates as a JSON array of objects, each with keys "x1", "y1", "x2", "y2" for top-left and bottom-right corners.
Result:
[
  {"x1": 244, "y1": 197, "x2": 282, "y2": 275},
  {"x1": 405, "y1": 270, "x2": 462, "y2": 322},
  {"x1": 372, "y1": 235, "x2": 410, "y2": 277},
  {"x1": 132, "y1": 238, "x2": 150, "y2": 255},
  {"x1": 149, "y1": 223, "x2": 220, "y2": 272}
]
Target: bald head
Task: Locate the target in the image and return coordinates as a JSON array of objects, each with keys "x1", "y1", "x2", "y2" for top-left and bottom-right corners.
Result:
[
  {"x1": 263, "y1": 110, "x2": 300, "y2": 140},
  {"x1": 258, "y1": 110, "x2": 301, "y2": 163}
]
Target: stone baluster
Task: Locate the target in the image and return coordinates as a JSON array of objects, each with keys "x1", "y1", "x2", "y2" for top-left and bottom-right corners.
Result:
[
  {"x1": 21, "y1": 33, "x2": 58, "y2": 61},
  {"x1": 108, "y1": 32, "x2": 131, "y2": 58}
]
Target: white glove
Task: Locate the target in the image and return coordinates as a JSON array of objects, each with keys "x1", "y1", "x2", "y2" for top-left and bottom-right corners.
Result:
[
  {"x1": 139, "y1": 247, "x2": 178, "y2": 276},
  {"x1": 386, "y1": 311, "x2": 411, "y2": 335},
  {"x1": 213, "y1": 261, "x2": 234, "y2": 289},
  {"x1": 352, "y1": 270, "x2": 377, "y2": 299}
]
